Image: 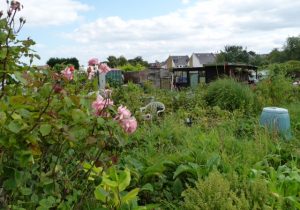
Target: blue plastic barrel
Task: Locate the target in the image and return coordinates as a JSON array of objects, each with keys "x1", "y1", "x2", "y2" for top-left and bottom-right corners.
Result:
[{"x1": 259, "y1": 107, "x2": 291, "y2": 140}]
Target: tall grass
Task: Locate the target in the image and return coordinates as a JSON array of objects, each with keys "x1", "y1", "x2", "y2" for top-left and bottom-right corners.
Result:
[{"x1": 204, "y1": 78, "x2": 255, "y2": 112}]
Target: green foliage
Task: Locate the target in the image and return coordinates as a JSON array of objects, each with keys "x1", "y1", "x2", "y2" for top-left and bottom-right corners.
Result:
[
  {"x1": 118, "y1": 63, "x2": 145, "y2": 72},
  {"x1": 46, "y1": 57, "x2": 80, "y2": 70},
  {"x1": 107, "y1": 55, "x2": 149, "y2": 69},
  {"x1": 204, "y1": 78, "x2": 255, "y2": 112},
  {"x1": 217, "y1": 45, "x2": 249, "y2": 64},
  {"x1": 94, "y1": 166, "x2": 142, "y2": 209},
  {"x1": 182, "y1": 170, "x2": 246, "y2": 210},
  {"x1": 112, "y1": 82, "x2": 145, "y2": 113},
  {"x1": 284, "y1": 36, "x2": 300, "y2": 61},
  {"x1": 216, "y1": 45, "x2": 264, "y2": 66},
  {"x1": 255, "y1": 72, "x2": 294, "y2": 106},
  {"x1": 0, "y1": 2, "x2": 38, "y2": 94},
  {"x1": 267, "y1": 35, "x2": 300, "y2": 64},
  {"x1": 1, "y1": 5, "x2": 300, "y2": 209}
]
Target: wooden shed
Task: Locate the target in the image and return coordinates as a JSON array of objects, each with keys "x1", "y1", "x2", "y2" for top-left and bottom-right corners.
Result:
[{"x1": 172, "y1": 63, "x2": 258, "y2": 88}]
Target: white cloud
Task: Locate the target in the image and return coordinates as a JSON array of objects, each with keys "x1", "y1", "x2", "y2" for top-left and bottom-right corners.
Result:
[
  {"x1": 0, "y1": 0, "x2": 91, "y2": 26},
  {"x1": 30, "y1": 0, "x2": 300, "y2": 64}
]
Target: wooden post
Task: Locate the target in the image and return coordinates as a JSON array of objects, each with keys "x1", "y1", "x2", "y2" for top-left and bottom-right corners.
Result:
[
  {"x1": 95, "y1": 65, "x2": 106, "y2": 91},
  {"x1": 99, "y1": 72, "x2": 106, "y2": 90}
]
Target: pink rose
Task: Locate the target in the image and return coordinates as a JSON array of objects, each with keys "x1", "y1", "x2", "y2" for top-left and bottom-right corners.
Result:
[
  {"x1": 116, "y1": 105, "x2": 131, "y2": 120},
  {"x1": 99, "y1": 63, "x2": 111, "y2": 74},
  {"x1": 119, "y1": 117, "x2": 137, "y2": 134},
  {"x1": 10, "y1": 1, "x2": 21, "y2": 11},
  {"x1": 61, "y1": 67, "x2": 73, "y2": 80},
  {"x1": 69, "y1": 66, "x2": 75, "y2": 72},
  {"x1": 87, "y1": 66, "x2": 96, "y2": 80},
  {"x1": 92, "y1": 95, "x2": 113, "y2": 116},
  {"x1": 88, "y1": 58, "x2": 99, "y2": 66}
]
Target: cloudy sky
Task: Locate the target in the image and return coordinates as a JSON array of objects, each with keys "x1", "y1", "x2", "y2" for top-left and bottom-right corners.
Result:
[{"x1": 1, "y1": 0, "x2": 300, "y2": 66}]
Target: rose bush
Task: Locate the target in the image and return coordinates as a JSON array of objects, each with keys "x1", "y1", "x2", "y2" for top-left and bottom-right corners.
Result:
[{"x1": 0, "y1": 2, "x2": 139, "y2": 208}]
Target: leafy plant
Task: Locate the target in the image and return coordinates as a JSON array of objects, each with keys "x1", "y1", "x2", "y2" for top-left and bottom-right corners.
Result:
[
  {"x1": 204, "y1": 78, "x2": 255, "y2": 112},
  {"x1": 181, "y1": 170, "x2": 247, "y2": 210},
  {"x1": 94, "y1": 166, "x2": 142, "y2": 209}
]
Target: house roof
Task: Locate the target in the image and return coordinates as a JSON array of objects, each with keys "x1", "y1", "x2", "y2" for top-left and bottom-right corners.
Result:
[
  {"x1": 170, "y1": 55, "x2": 189, "y2": 66},
  {"x1": 194, "y1": 53, "x2": 216, "y2": 64}
]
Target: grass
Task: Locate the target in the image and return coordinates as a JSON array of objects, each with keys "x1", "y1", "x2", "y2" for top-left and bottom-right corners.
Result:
[{"x1": 115, "y1": 81, "x2": 300, "y2": 209}]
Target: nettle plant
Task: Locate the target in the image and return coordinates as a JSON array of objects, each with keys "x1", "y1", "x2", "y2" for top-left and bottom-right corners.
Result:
[{"x1": 0, "y1": 2, "x2": 140, "y2": 209}]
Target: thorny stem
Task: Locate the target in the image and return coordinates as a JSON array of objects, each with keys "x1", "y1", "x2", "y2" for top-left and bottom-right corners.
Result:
[
  {"x1": 92, "y1": 96, "x2": 111, "y2": 135},
  {"x1": 76, "y1": 148, "x2": 104, "y2": 209},
  {"x1": 52, "y1": 135, "x2": 65, "y2": 192},
  {"x1": 28, "y1": 87, "x2": 54, "y2": 133}
]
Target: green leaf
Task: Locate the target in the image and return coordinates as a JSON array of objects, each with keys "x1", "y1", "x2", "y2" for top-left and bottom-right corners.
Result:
[
  {"x1": 20, "y1": 187, "x2": 32, "y2": 196},
  {"x1": 102, "y1": 177, "x2": 118, "y2": 188},
  {"x1": 172, "y1": 178, "x2": 184, "y2": 196},
  {"x1": 39, "y1": 196, "x2": 56, "y2": 208},
  {"x1": 40, "y1": 124, "x2": 52, "y2": 136},
  {"x1": 94, "y1": 186, "x2": 109, "y2": 202},
  {"x1": 141, "y1": 183, "x2": 154, "y2": 192},
  {"x1": 13, "y1": 71, "x2": 28, "y2": 85},
  {"x1": 121, "y1": 188, "x2": 139, "y2": 204},
  {"x1": 3, "y1": 178, "x2": 17, "y2": 190},
  {"x1": 18, "y1": 108, "x2": 32, "y2": 119},
  {"x1": 97, "y1": 117, "x2": 105, "y2": 126},
  {"x1": 118, "y1": 168, "x2": 131, "y2": 191},
  {"x1": 7, "y1": 121, "x2": 22, "y2": 134},
  {"x1": 0, "y1": 111, "x2": 7, "y2": 125},
  {"x1": 39, "y1": 83, "x2": 52, "y2": 97},
  {"x1": 64, "y1": 97, "x2": 74, "y2": 108},
  {"x1": 206, "y1": 153, "x2": 221, "y2": 170},
  {"x1": 71, "y1": 109, "x2": 86, "y2": 123},
  {"x1": 69, "y1": 127, "x2": 88, "y2": 141},
  {"x1": 173, "y1": 164, "x2": 197, "y2": 179},
  {"x1": 12, "y1": 113, "x2": 22, "y2": 120},
  {"x1": 0, "y1": 48, "x2": 7, "y2": 59}
]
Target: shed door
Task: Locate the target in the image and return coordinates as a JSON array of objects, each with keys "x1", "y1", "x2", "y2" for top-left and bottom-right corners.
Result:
[{"x1": 190, "y1": 73, "x2": 198, "y2": 88}]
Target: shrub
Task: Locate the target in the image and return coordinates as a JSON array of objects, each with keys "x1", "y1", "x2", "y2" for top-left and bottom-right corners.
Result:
[
  {"x1": 181, "y1": 170, "x2": 247, "y2": 210},
  {"x1": 118, "y1": 63, "x2": 145, "y2": 72},
  {"x1": 204, "y1": 78, "x2": 255, "y2": 112},
  {"x1": 255, "y1": 73, "x2": 293, "y2": 106}
]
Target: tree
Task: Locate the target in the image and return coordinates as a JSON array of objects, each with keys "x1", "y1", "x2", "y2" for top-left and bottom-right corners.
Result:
[
  {"x1": 128, "y1": 56, "x2": 149, "y2": 67},
  {"x1": 107, "y1": 55, "x2": 118, "y2": 68},
  {"x1": 46, "y1": 57, "x2": 80, "y2": 70},
  {"x1": 267, "y1": 48, "x2": 287, "y2": 63},
  {"x1": 266, "y1": 35, "x2": 300, "y2": 64},
  {"x1": 216, "y1": 45, "x2": 250, "y2": 64},
  {"x1": 284, "y1": 36, "x2": 300, "y2": 61},
  {"x1": 117, "y1": 56, "x2": 127, "y2": 66}
]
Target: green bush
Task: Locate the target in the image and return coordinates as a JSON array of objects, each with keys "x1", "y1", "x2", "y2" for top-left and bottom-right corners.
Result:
[
  {"x1": 255, "y1": 73, "x2": 293, "y2": 106},
  {"x1": 117, "y1": 63, "x2": 145, "y2": 72},
  {"x1": 181, "y1": 170, "x2": 247, "y2": 210},
  {"x1": 204, "y1": 78, "x2": 255, "y2": 112}
]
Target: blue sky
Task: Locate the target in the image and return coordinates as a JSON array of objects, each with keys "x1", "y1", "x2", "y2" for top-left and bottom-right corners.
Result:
[{"x1": 1, "y1": 0, "x2": 300, "y2": 66}]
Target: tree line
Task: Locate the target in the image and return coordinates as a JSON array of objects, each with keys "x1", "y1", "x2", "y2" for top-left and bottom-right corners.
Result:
[
  {"x1": 46, "y1": 35, "x2": 300, "y2": 71},
  {"x1": 216, "y1": 35, "x2": 300, "y2": 66}
]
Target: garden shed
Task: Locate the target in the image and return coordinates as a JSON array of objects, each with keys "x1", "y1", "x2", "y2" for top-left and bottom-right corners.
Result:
[
  {"x1": 147, "y1": 68, "x2": 172, "y2": 89},
  {"x1": 172, "y1": 63, "x2": 258, "y2": 88}
]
